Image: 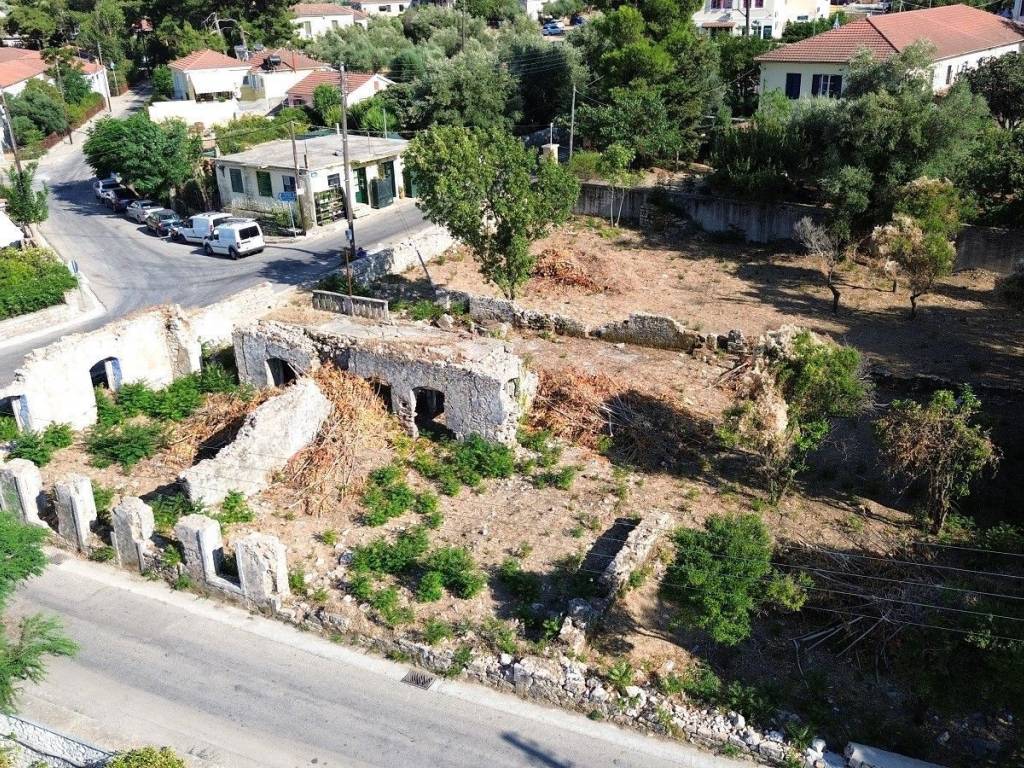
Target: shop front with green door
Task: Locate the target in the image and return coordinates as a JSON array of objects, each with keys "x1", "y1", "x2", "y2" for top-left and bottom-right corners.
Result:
[{"x1": 354, "y1": 167, "x2": 368, "y2": 205}]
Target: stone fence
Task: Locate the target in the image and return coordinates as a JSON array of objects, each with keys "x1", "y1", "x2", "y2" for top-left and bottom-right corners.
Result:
[
  {"x1": 353, "y1": 224, "x2": 454, "y2": 284},
  {"x1": 0, "y1": 712, "x2": 112, "y2": 768},
  {"x1": 312, "y1": 290, "x2": 391, "y2": 322}
]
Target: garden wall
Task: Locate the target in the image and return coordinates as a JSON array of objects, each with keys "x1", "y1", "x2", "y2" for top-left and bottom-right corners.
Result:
[
  {"x1": 955, "y1": 225, "x2": 1024, "y2": 274},
  {"x1": 0, "y1": 277, "x2": 98, "y2": 341},
  {"x1": 573, "y1": 183, "x2": 826, "y2": 243},
  {"x1": 0, "y1": 712, "x2": 112, "y2": 768}
]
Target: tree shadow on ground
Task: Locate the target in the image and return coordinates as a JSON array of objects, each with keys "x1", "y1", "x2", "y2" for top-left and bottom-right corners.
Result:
[{"x1": 500, "y1": 733, "x2": 575, "y2": 768}]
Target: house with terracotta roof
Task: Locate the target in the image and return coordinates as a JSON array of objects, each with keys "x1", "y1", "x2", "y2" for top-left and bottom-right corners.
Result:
[
  {"x1": 243, "y1": 48, "x2": 331, "y2": 101},
  {"x1": 693, "y1": 0, "x2": 828, "y2": 40},
  {"x1": 0, "y1": 48, "x2": 108, "y2": 98},
  {"x1": 285, "y1": 70, "x2": 393, "y2": 109},
  {"x1": 291, "y1": 3, "x2": 368, "y2": 38},
  {"x1": 755, "y1": 4, "x2": 1024, "y2": 100},
  {"x1": 168, "y1": 49, "x2": 251, "y2": 101}
]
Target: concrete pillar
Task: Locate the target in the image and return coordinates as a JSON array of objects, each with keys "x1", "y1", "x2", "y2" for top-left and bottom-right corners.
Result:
[
  {"x1": 0, "y1": 459, "x2": 46, "y2": 527},
  {"x1": 235, "y1": 533, "x2": 289, "y2": 608},
  {"x1": 111, "y1": 497, "x2": 155, "y2": 572},
  {"x1": 174, "y1": 514, "x2": 224, "y2": 583},
  {"x1": 54, "y1": 474, "x2": 97, "y2": 552}
]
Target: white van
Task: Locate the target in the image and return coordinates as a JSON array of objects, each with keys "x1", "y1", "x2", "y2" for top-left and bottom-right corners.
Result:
[
  {"x1": 170, "y1": 212, "x2": 233, "y2": 244},
  {"x1": 204, "y1": 220, "x2": 265, "y2": 259}
]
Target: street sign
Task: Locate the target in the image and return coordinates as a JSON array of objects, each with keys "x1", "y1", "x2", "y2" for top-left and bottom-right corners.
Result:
[{"x1": 277, "y1": 191, "x2": 296, "y2": 202}]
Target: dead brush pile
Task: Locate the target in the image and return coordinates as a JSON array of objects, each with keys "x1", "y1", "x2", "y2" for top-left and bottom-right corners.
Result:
[
  {"x1": 530, "y1": 367, "x2": 713, "y2": 471},
  {"x1": 284, "y1": 366, "x2": 399, "y2": 514},
  {"x1": 164, "y1": 389, "x2": 274, "y2": 469},
  {"x1": 530, "y1": 248, "x2": 616, "y2": 294}
]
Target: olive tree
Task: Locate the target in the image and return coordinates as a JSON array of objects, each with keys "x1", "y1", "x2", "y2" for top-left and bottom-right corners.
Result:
[
  {"x1": 876, "y1": 387, "x2": 998, "y2": 533},
  {"x1": 405, "y1": 125, "x2": 580, "y2": 300},
  {"x1": 793, "y1": 217, "x2": 842, "y2": 313}
]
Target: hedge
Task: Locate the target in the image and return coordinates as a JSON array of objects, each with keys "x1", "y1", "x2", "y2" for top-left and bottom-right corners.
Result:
[{"x1": 0, "y1": 247, "x2": 77, "y2": 320}]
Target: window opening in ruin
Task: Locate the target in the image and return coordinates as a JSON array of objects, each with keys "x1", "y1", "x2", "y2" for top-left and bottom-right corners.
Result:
[
  {"x1": 89, "y1": 357, "x2": 122, "y2": 390},
  {"x1": 413, "y1": 387, "x2": 453, "y2": 439},
  {"x1": 0, "y1": 395, "x2": 26, "y2": 432},
  {"x1": 266, "y1": 357, "x2": 298, "y2": 387},
  {"x1": 370, "y1": 379, "x2": 393, "y2": 412}
]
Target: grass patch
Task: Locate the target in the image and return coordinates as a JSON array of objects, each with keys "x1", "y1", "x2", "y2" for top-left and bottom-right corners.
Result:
[
  {"x1": 88, "y1": 546, "x2": 115, "y2": 562},
  {"x1": 216, "y1": 490, "x2": 254, "y2": 525},
  {"x1": 517, "y1": 427, "x2": 562, "y2": 468},
  {"x1": 150, "y1": 492, "x2": 205, "y2": 534},
  {"x1": 85, "y1": 422, "x2": 166, "y2": 470},
  {"x1": 351, "y1": 526, "x2": 430, "y2": 575},
  {"x1": 422, "y1": 547, "x2": 486, "y2": 599},
  {"x1": 0, "y1": 247, "x2": 77, "y2": 320},
  {"x1": 391, "y1": 298, "x2": 445, "y2": 322},
  {"x1": 423, "y1": 618, "x2": 452, "y2": 645},
  {"x1": 532, "y1": 465, "x2": 579, "y2": 491}
]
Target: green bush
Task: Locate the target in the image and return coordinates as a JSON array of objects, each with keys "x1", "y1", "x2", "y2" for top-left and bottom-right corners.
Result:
[
  {"x1": 680, "y1": 662, "x2": 722, "y2": 702},
  {"x1": 532, "y1": 465, "x2": 578, "y2": 491},
  {"x1": 150, "y1": 492, "x2": 204, "y2": 534},
  {"x1": 85, "y1": 422, "x2": 165, "y2": 469},
  {"x1": 92, "y1": 483, "x2": 115, "y2": 524},
  {"x1": 108, "y1": 747, "x2": 186, "y2": 768},
  {"x1": 351, "y1": 526, "x2": 430, "y2": 575},
  {"x1": 217, "y1": 491, "x2": 254, "y2": 525},
  {"x1": 392, "y1": 298, "x2": 445, "y2": 321},
  {"x1": 416, "y1": 570, "x2": 445, "y2": 602},
  {"x1": 663, "y1": 514, "x2": 809, "y2": 645},
  {"x1": 7, "y1": 422, "x2": 74, "y2": 466},
  {"x1": 423, "y1": 618, "x2": 452, "y2": 645},
  {"x1": 288, "y1": 568, "x2": 308, "y2": 596},
  {"x1": 411, "y1": 435, "x2": 516, "y2": 495},
  {"x1": 517, "y1": 427, "x2": 562, "y2": 468},
  {"x1": 606, "y1": 659, "x2": 634, "y2": 692},
  {"x1": 0, "y1": 247, "x2": 77, "y2": 320},
  {"x1": 362, "y1": 463, "x2": 417, "y2": 525},
  {"x1": 0, "y1": 416, "x2": 18, "y2": 442},
  {"x1": 423, "y1": 547, "x2": 485, "y2": 598},
  {"x1": 370, "y1": 586, "x2": 414, "y2": 626},
  {"x1": 480, "y1": 617, "x2": 518, "y2": 654},
  {"x1": 497, "y1": 557, "x2": 541, "y2": 603},
  {"x1": 88, "y1": 545, "x2": 115, "y2": 562}
]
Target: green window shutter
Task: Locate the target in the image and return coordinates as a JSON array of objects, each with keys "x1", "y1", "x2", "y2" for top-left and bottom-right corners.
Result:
[
  {"x1": 230, "y1": 168, "x2": 244, "y2": 194},
  {"x1": 256, "y1": 171, "x2": 273, "y2": 197}
]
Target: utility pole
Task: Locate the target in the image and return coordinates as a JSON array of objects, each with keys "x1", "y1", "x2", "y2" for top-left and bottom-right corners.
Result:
[
  {"x1": 340, "y1": 62, "x2": 355, "y2": 295},
  {"x1": 288, "y1": 121, "x2": 306, "y2": 232},
  {"x1": 0, "y1": 90, "x2": 24, "y2": 174},
  {"x1": 568, "y1": 84, "x2": 576, "y2": 159},
  {"x1": 50, "y1": 53, "x2": 73, "y2": 144},
  {"x1": 97, "y1": 42, "x2": 112, "y2": 113}
]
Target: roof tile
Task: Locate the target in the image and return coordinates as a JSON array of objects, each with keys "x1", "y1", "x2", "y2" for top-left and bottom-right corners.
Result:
[{"x1": 170, "y1": 49, "x2": 249, "y2": 71}]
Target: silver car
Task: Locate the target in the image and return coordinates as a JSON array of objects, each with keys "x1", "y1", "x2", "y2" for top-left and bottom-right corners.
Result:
[{"x1": 125, "y1": 199, "x2": 162, "y2": 223}]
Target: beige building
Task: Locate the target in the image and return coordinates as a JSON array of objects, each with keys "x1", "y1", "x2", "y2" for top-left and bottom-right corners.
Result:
[{"x1": 214, "y1": 134, "x2": 409, "y2": 230}]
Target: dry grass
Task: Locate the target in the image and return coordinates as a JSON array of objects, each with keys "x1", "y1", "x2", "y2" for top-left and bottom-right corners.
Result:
[
  {"x1": 283, "y1": 366, "x2": 399, "y2": 515},
  {"x1": 163, "y1": 389, "x2": 274, "y2": 469},
  {"x1": 529, "y1": 366, "x2": 623, "y2": 449},
  {"x1": 530, "y1": 247, "x2": 616, "y2": 294}
]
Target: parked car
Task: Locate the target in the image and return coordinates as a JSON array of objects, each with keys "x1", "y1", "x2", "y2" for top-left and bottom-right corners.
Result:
[
  {"x1": 145, "y1": 208, "x2": 182, "y2": 236},
  {"x1": 107, "y1": 187, "x2": 139, "y2": 211},
  {"x1": 570, "y1": 14, "x2": 585, "y2": 26},
  {"x1": 125, "y1": 199, "x2": 162, "y2": 223},
  {"x1": 93, "y1": 177, "x2": 121, "y2": 201},
  {"x1": 170, "y1": 212, "x2": 234, "y2": 244},
  {"x1": 542, "y1": 21, "x2": 564, "y2": 35},
  {"x1": 203, "y1": 219, "x2": 265, "y2": 259}
]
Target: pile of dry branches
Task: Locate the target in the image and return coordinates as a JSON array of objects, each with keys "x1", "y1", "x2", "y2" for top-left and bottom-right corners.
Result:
[
  {"x1": 531, "y1": 248, "x2": 614, "y2": 294},
  {"x1": 528, "y1": 366, "x2": 623, "y2": 448},
  {"x1": 164, "y1": 389, "x2": 274, "y2": 468},
  {"x1": 284, "y1": 366, "x2": 398, "y2": 515}
]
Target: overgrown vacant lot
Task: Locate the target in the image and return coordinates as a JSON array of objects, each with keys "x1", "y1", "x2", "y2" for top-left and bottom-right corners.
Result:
[{"x1": 420, "y1": 217, "x2": 1024, "y2": 389}]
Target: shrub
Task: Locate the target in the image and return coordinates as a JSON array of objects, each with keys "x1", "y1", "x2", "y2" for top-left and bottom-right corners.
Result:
[
  {"x1": 349, "y1": 572, "x2": 375, "y2": 601},
  {"x1": 663, "y1": 514, "x2": 809, "y2": 645},
  {"x1": 480, "y1": 618, "x2": 518, "y2": 654},
  {"x1": 411, "y1": 435, "x2": 516, "y2": 495},
  {"x1": 351, "y1": 526, "x2": 429, "y2": 575},
  {"x1": 497, "y1": 557, "x2": 541, "y2": 603},
  {"x1": 606, "y1": 659, "x2": 634, "y2": 692},
  {"x1": 88, "y1": 546, "x2": 115, "y2": 562},
  {"x1": 423, "y1": 618, "x2": 452, "y2": 645},
  {"x1": 447, "y1": 645, "x2": 473, "y2": 677},
  {"x1": 108, "y1": 747, "x2": 186, "y2": 768},
  {"x1": 288, "y1": 569, "x2": 308, "y2": 596},
  {"x1": 7, "y1": 422, "x2": 74, "y2": 466},
  {"x1": 416, "y1": 570, "x2": 445, "y2": 602},
  {"x1": 217, "y1": 490, "x2": 254, "y2": 525},
  {"x1": 0, "y1": 247, "x2": 77, "y2": 320},
  {"x1": 370, "y1": 586, "x2": 413, "y2": 626},
  {"x1": 392, "y1": 298, "x2": 445, "y2": 321},
  {"x1": 532, "y1": 465, "x2": 578, "y2": 490},
  {"x1": 148, "y1": 376, "x2": 203, "y2": 421},
  {"x1": 518, "y1": 427, "x2": 562, "y2": 468},
  {"x1": 150, "y1": 492, "x2": 204, "y2": 534},
  {"x1": 680, "y1": 663, "x2": 722, "y2": 702},
  {"x1": 85, "y1": 422, "x2": 165, "y2": 469},
  {"x1": 312, "y1": 586, "x2": 329, "y2": 605},
  {"x1": 318, "y1": 529, "x2": 338, "y2": 546},
  {"x1": 424, "y1": 547, "x2": 486, "y2": 598},
  {"x1": 0, "y1": 416, "x2": 18, "y2": 442},
  {"x1": 115, "y1": 382, "x2": 158, "y2": 417},
  {"x1": 362, "y1": 463, "x2": 417, "y2": 525}
]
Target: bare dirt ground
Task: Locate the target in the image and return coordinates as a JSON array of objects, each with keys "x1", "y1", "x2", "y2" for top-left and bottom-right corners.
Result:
[{"x1": 421, "y1": 217, "x2": 1024, "y2": 390}]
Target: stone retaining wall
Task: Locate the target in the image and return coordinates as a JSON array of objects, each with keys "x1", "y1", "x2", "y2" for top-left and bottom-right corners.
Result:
[{"x1": 0, "y1": 713, "x2": 111, "y2": 768}]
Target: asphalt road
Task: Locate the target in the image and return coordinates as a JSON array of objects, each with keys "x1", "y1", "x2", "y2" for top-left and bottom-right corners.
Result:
[
  {"x1": 10, "y1": 557, "x2": 745, "y2": 768},
  {"x1": 0, "y1": 88, "x2": 429, "y2": 383}
]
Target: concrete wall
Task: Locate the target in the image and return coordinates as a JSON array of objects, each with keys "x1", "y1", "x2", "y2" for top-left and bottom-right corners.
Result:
[
  {"x1": 148, "y1": 98, "x2": 239, "y2": 129},
  {"x1": 574, "y1": 182, "x2": 825, "y2": 243},
  {"x1": 353, "y1": 224, "x2": 454, "y2": 283},
  {"x1": 292, "y1": 13, "x2": 360, "y2": 38},
  {"x1": 955, "y1": 225, "x2": 1024, "y2": 274},
  {"x1": 0, "y1": 713, "x2": 112, "y2": 768}
]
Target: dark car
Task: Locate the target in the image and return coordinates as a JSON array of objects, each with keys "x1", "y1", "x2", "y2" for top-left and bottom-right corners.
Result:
[
  {"x1": 145, "y1": 208, "x2": 182, "y2": 236},
  {"x1": 107, "y1": 186, "x2": 139, "y2": 212}
]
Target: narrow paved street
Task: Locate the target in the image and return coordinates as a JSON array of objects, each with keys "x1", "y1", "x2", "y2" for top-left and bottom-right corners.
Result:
[
  {"x1": 1, "y1": 88, "x2": 429, "y2": 381},
  {"x1": 10, "y1": 557, "x2": 745, "y2": 768}
]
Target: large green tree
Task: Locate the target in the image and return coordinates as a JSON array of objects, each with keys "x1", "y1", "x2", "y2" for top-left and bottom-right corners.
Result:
[
  {"x1": 405, "y1": 125, "x2": 580, "y2": 299},
  {"x1": 964, "y1": 51, "x2": 1024, "y2": 130},
  {"x1": 0, "y1": 164, "x2": 49, "y2": 225},
  {"x1": 83, "y1": 114, "x2": 201, "y2": 199}
]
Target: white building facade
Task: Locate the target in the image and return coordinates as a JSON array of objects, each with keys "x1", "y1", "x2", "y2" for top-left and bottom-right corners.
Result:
[
  {"x1": 291, "y1": 2, "x2": 369, "y2": 36},
  {"x1": 169, "y1": 49, "x2": 250, "y2": 101},
  {"x1": 693, "y1": 0, "x2": 828, "y2": 39}
]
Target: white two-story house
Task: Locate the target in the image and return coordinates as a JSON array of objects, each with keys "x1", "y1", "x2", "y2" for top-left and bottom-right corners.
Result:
[
  {"x1": 291, "y1": 3, "x2": 368, "y2": 39},
  {"x1": 755, "y1": 4, "x2": 1024, "y2": 100},
  {"x1": 692, "y1": 0, "x2": 828, "y2": 39}
]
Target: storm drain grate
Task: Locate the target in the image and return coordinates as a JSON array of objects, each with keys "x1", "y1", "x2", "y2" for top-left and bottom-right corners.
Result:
[{"x1": 402, "y1": 669, "x2": 437, "y2": 690}]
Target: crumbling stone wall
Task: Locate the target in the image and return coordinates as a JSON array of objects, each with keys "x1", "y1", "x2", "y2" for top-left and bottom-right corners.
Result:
[
  {"x1": 179, "y1": 378, "x2": 332, "y2": 505},
  {"x1": 353, "y1": 225, "x2": 454, "y2": 284},
  {"x1": 111, "y1": 497, "x2": 155, "y2": 572},
  {"x1": 598, "y1": 513, "x2": 672, "y2": 594},
  {"x1": 233, "y1": 319, "x2": 536, "y2": 445},
  {"x1": 235, "y1": 533, "x2": 289, "y2": 610},
  {"x1": 592, "y1": 314, "x2": 705, "y2": 352},
  {"x1": 0, "y1": 459, "x2": 46, "y2": 527},
  {"x1": 54, "y1": 475, "x2": 97, "y2": 552}
]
